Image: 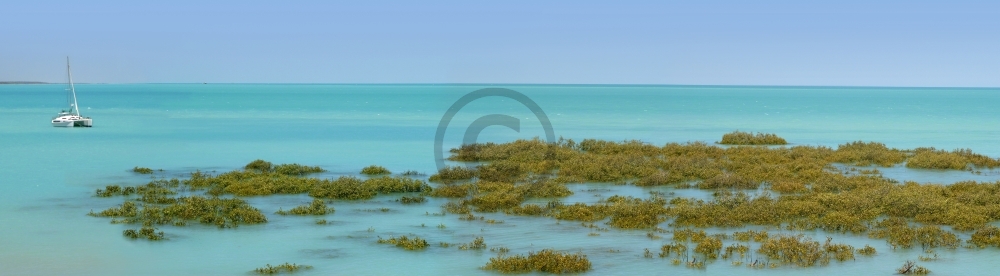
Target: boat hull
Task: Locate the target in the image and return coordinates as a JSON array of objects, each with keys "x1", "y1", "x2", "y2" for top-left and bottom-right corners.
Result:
[
  {"x1": 74, "y1": 118, "x2": 93, "y2": 127},
  {"x1": 51, "y1": 121, "x2": 74, "y2": 127},
  {"x1": 51, "y1": 116, "x2": 92, "y2": 127}
]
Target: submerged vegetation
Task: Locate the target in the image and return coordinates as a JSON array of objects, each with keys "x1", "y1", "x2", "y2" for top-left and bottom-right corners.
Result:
[
  {"x1": 426, "y1": 137, "x2": 1000, "y2": 239},
  {"x1": 182, "y1": 168, "x2": 428, "y2": 199},
  {"x1": 896, "y1": 260, "x2": 931, "y2": 275},
  {"x1": 244, "y1": 159, "x2": 325, "y2": 175},
  {"x1": 756, "y1": 235, "x2": 854, "y2": 267},
  {"x1": 483, "y1": 249, "x2": 592, "y2": 273},
  {"x1": 276, "y1": 199, "x2": 334, "y2": 215},
  {"x1": 418, "y1": 135, "x2": 1000, "y2": 270},
  {"x1": 719, "y1": 131, "x2": 787, "y2": 145},
  {"x1": 132, "y1": 166, "x2": 154, "y2": 174},
  {"x1": 459, "y1": 236, "x2": 486, "y2": 250},
  {"x1": 123, "y1": 226, "x2": 165, "y2": 240},
  {"x1": 907, "y1": 147, "x2": 1000, "y2": 170},
  {"x1": 90, "y1": 196, "x2": 268, "y2": 228},
  {"x1": 90, "y1": 160, "x2": 429, "y2": 242},
  {"x1": 397, "y1": 196, "x2": 426, "y2": 204},
  {"x1": 361, "y1": 165, "x2": 391, "y2": 175},
  {"x1": 253, "y1": 263, "x2": 312, "y2": 274},
  {"x1": 968, "y1": 226, "x2": 1000, "y2": 248},
  {"x1": 377, "y1": 235, "x2": 430, "y2": 250},
  {"x1": 86, "y1": 133, "x2": 1000, "y2": 273}
]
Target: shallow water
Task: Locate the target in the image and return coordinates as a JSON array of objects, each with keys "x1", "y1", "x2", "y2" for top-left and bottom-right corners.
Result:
[{"x1": 2, "y1": 84, "x2": 1000, "y2": 275}]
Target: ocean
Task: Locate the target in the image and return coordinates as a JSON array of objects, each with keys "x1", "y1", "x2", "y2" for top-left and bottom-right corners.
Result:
[{"x1": 1, "y1": 84, "x2": 999, "y2": 275}]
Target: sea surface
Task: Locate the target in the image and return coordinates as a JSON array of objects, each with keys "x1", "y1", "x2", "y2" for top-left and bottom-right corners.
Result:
[{"x1": 1, "y1": 84, "x2": 1000, "y2": 275}]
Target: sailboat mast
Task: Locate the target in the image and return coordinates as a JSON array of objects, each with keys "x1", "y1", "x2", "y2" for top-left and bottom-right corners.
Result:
[{"x1": 67, "y1": 57, "x2": 79, "y2": 116}]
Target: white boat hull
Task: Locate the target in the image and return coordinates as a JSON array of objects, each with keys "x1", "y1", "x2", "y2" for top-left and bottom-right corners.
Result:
[
  {"x1": 51, "y1": 121, "x2": 74, "y2": 127},
  {"x1": 51, "y1": 115, "x2": 92, "y2": 127},
  {"x1": 76, "y1": 118, "x2": 92, "y2": 127}
]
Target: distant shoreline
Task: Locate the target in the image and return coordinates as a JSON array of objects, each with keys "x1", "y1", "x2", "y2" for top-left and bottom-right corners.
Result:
[
  {"x1": 0, "y1": 81, "x2": 47, "y2": 84},
  {"x1": 0, "y1": 82, "x2": 997, "y2": 89}
]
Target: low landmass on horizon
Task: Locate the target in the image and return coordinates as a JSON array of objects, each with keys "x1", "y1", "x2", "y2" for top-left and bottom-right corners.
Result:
[{"x1": 0, "y1": 81, "x2": 47, "y2": 84}]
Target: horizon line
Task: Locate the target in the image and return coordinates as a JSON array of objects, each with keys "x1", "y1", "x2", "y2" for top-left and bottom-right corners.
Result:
[{"x1": 3, "y1": 81, "x2": 998, "y2": 89}]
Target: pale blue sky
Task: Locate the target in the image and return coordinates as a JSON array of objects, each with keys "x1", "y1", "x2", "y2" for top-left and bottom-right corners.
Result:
[{"x1": 2, "y1": 0, "x2": 997, "y2": 86}]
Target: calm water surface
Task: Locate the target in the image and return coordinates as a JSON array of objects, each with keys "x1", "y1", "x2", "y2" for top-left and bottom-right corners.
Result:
[{"x1": 1, "y1": 84, "x2": 999, "y2": 275}]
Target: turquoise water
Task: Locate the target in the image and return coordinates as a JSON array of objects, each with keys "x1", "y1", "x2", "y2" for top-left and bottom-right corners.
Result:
[{"x1": 2, "y1": 84, "x2": 1000, "y2": 275}]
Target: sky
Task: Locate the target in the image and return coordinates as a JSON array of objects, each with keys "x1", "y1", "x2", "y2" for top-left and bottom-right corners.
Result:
[{"x1": 1, "y1": 0, "x2": 998, "y2": 86}]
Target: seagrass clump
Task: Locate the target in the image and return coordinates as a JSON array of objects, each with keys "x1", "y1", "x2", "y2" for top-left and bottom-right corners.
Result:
[
  {"x1": 822, "y1": 237, "x2": 855, "y2": 261},
  {"x1": 697, "y1": 173, "x2": 759, "y2": 189},
  {"x1": 442, "y1": 201, "x2": 471, "y2": 214},
  {"x1": 400, "y1": 170, "x2": 423, "y2": 176},
  {"x1": 896, "y1": 260, "x2": 930, "y2": 275},
  {"x1": 363, "y1": 176, "x2": 431, "y2": 194},
  {"x1": 907, "y1": 148, "x2": 969, "y2": 170},
  {"x1": 377, "y1": 235, "x2": 429, "y2": 250},
  {"x1": 719, "y1": 131, "x2": 787, "y2": 145},
  {"x1": 721, "y1": 244, "x2": 750, "y2": 260},
  {"x1": 506, "y1": 204, "x2": 546, "y2": 216},
  {"x1": 276, "y1": 199, "x2": 334, "y2": 215},
  {"x1": 578, "y1": 139, "x2": 662, "y2": 156},
  {"x1": 856, "y1": 245, "x2": 877, "y2": 256},
  {"x1": 178, "y1": 160, "x2": 323, "y2": 195},
  {"x1": 360, "y1": 165, "x2": 391, "y2": 175},
  {"x1": 831, "y1": 141, "x2": 907, "y2": 166},
  {"x1": 123, "y1": 226, "x2": 165, "y2": 240},
  {"x1": 398, "y1": 196, "x2": 426, "y2": 204},
  {"x1": 91, "y1": 201, "x2": 138, "y2": 217},
  {"x1": 694, "y1": 236, "x2": 723, "y2": 259},
  {"x1": 483, "y1": 249, "x2": 591, "y2": 273},
  {"x1": 96, "y1": 178, "x2": 180, "y2": 200},
  {"x1": 634, "y1": 171, "x2": 677, "y2": 186},
  {"x1": 520, "y1": 176, "x2": 573, "y2": 198},
  {"x1": 135, "y1": 180, "x2": 181, "y2": 204},
  {"x1": 426, "y1": 183, "x2": 471, "y2": 198},
  {"x1": 467, "y1": 182, "x2": 526, "y2": 212},
  {"x1": 96, "y1": 185, "x2": 127, "y2": 197},
  {"x1": 428, "y1": 166, "x2": 478, "y2": 183},
  {"x1": 307, "y1": 176, "x2": 373, "y2": 200},
  {"x1": 552, "y1": 202, "x2": 606, "y2": 222},
  {"x1": 757, "y1": 235, "x2": 825, "y2": 267},
  {"x1": 312, "y1": 175, "x2": 433, "y2": 200},
  {"x1": 273, "y1": 163, "x2": 324, "y2": 175},
  {"x1": 245, "y1": 159, "x2": 275, "y2": 172},
  {"x1": 952, "y1": 148, "x2": 1000, "y2": 168},
  {"x1": 757, "y1": 235, "x2": 857, "y2": 267},
  {"x1": 243, "y1": 159, "x2": 323, "y2": 175},
  {"x1": 459, "y1": 236, "x2": 486, "y2": 250},
  {"x1": 869, "y1": 219, "x2": 961, "y2": 250},
  {"x1": 913, "y1": 225, "x2": 961, "y2": 249},
  {"x1": 907, "y1": 147, "x2": 1000, "y2": 170},
  {"x1": 542, "y1": 196, "x2": 668, "y2": 229},
  {"x1": 449, "y1": 138, "x2": 576, "y2": 163},
  {"x1": 968, "y1": 225, "x2": 1000, "y2": 248},
  {"x1": 732, "y1": 230, "x2": 769, "y2": 242},
  {"x1": 476, "y1": 161, "x2": 527, "y2": 182},
  {"x1": 253, "y1": 263, "x2": 312, "y2": 274},
  {"x1": 660, "y1": 242, "x2": 688, "y2": 258},
  {"x1": 604, "y1": 196, "x2": 668, "y2": 229},
  {"x1": 92, "y1": 196, "x2": 267, "y2": 228},
  {"x1": 132, "y1": 166, "x2": 154, "y2": 174},
  {"x1": 558, "y1": 153, "x2": 657, "y2": 182}
]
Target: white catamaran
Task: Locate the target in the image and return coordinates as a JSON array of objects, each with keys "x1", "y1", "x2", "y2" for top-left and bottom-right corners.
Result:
[{"x1": 51, "y1": 57, "x2": 93, "y2": 127}]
